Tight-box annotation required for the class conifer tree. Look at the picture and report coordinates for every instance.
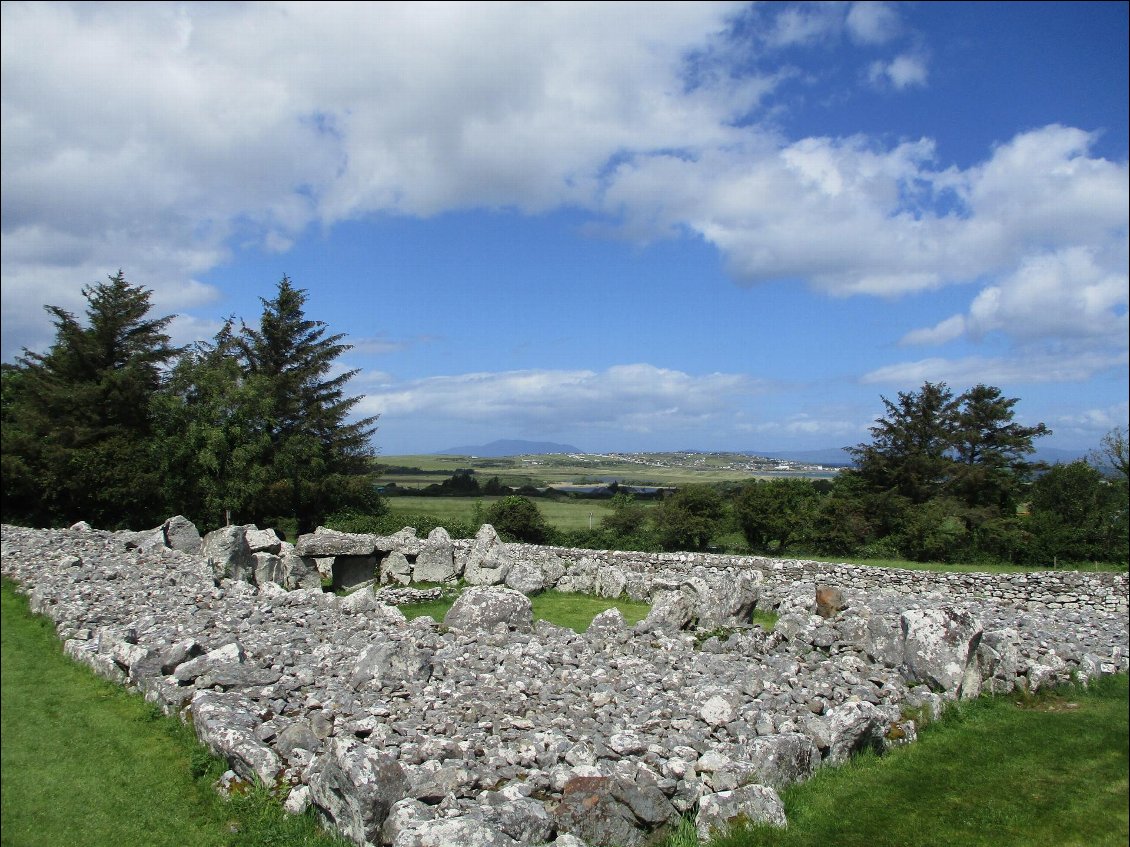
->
[236,276,379,532]
[1,272,179,527]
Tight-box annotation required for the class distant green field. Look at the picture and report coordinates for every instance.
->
[375,452,832,489]
[384,494,653,533]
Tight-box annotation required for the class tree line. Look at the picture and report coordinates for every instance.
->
[489,386,1126,567]
[1,273,381,535]
[2,273,1125,566]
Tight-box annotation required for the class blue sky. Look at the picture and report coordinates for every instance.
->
[2,1,1127,456]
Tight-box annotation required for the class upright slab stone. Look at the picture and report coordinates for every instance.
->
[413,527,456,583]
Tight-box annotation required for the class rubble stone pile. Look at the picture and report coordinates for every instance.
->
[3,519,1126,847]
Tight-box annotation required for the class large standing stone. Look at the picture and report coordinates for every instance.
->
[463,525,513,586]
[413,527,456,583]
[381,551,413,586]
[163,515,202,554]
[331,555,379,591]
[308,737,409,847]
[202,525,254,582]
[444,586,533,632]
[899,607,983,699]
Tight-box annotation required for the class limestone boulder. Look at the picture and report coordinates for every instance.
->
[296,528,377,557]
[163,515,202,554]
[695,785,787,840]
[202,525,254,583]
[444,586,533,632]
[308,737,409,847]
[899,606,983,699]
[413,527,456,583]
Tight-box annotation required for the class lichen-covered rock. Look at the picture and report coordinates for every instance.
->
[307,737,409,846]
[695,784,786,840]
[899,607,983,699]
[414,527,456,583]
[296,528,377,558]
[202,525,254,582]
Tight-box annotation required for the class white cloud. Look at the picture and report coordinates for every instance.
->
[868,53,928,89]
[2,3,1126,378]
[900,314,967,346]
[355,364,764,434]
[846,2,902,44]
[861,350,1130,388]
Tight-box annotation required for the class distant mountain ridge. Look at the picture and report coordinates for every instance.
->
[434,439,582,457]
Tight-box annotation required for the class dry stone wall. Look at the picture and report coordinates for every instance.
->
[2,519,1127,847]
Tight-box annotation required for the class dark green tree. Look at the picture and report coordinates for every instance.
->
[151,319,271,529]
[948,384,1049,510]
[1,273,180,528]
[236,277,380,533]
[484,495,552,543]
[601,491,649,539]
[1025,461,1128,565]
[652,484,727,552]
[733,478,820,553]
[847,381,958,506]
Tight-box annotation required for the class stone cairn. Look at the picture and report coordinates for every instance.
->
[2,517,1127,847]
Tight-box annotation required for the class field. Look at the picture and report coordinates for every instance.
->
[383,494,649,533]
[375,451,840,491]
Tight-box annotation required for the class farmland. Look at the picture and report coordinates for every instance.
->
[374,450,841,491]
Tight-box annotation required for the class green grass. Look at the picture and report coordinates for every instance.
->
[696,674,1129,847]
[398,586,650,632]
[0,578,351,847]
[384,494,651,534]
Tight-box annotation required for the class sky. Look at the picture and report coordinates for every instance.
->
[2,1,1127,457]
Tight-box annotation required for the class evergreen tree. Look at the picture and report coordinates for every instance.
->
[151,319,271,529]
[236,277,379,533]
[1,272,180,527]
[948,384,1049,510]
[847,381,959,505]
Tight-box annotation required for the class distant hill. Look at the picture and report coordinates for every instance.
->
[434,439,582,457]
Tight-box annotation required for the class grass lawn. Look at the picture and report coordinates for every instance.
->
[705,675,1129,847]
[0,578,350,847]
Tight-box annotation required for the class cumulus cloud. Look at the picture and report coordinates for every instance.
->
[355,364,764,434]
[867,53,928,89]
[2,2,1126,375]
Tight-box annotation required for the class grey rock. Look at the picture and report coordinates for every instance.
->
[695,784,787,840]
[307,737,409,846]
[296,528,377,557]
[163,515,202,554]
[444,586,533,632]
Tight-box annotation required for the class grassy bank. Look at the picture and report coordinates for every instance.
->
[0,578,349,847]
[708,674,1129,847]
